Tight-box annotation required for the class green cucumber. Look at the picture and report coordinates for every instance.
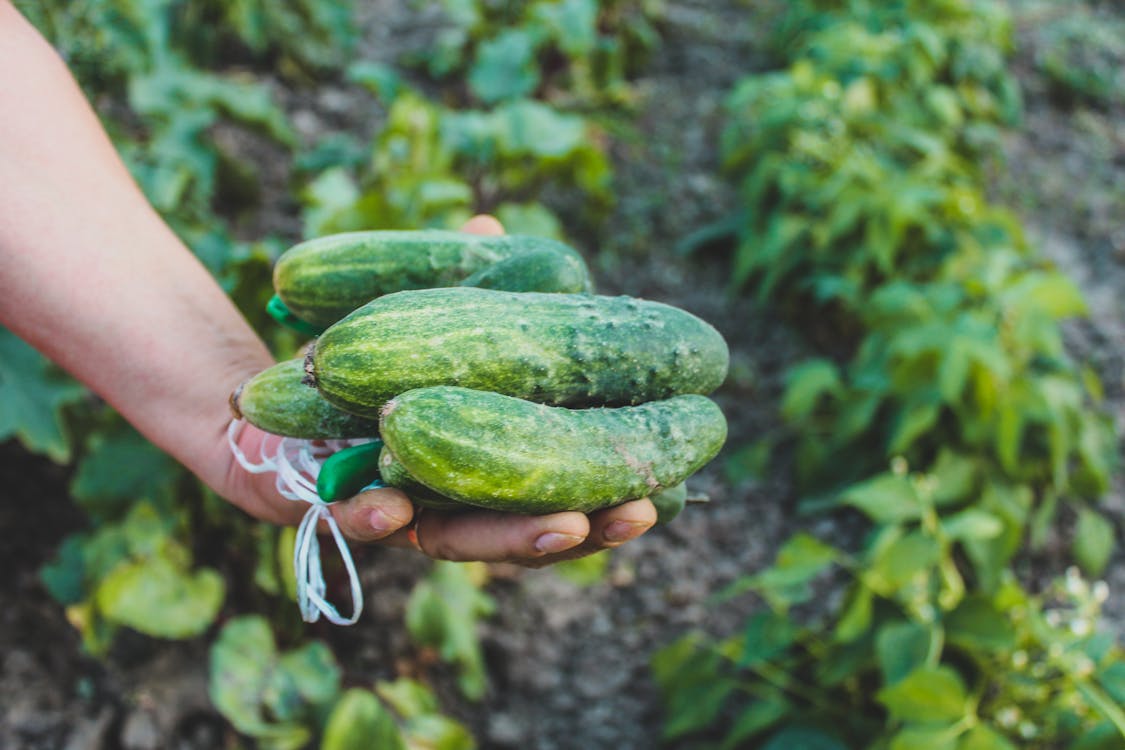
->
[650,483,688,524]
[231,359,380,439]
[308,287,730,417]
[378,387,727,514]
[274,230,593,328]
[377,451,465,511]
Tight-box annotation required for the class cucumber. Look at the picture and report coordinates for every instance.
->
[230,359,380,439]
[650,483,688,524]
[274,230,593,328]
[378,387,727,514]
[308,287,730,417]
[377,450,465,511]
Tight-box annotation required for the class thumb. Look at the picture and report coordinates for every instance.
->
[327,487,415,542]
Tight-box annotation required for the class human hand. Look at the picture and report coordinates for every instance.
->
[222,215,657,566]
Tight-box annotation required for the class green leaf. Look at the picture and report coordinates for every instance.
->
[761,726,849,750]
[652,634,735,741]
[494,100,587,158]
[70,425,180,518]
[210,617,282,735]
[1074,509,1115,577]
[405,562,495,700]
[834,583,873,643]
[531,0,598,57]
[890,725,959,750]
[399,714,476,750]
[0,328,86,462]
[957,724,1017,750]
[945,596,1016,652]
[720,693,791,750]
[877,666,969,723]
[494,201,563,239]
[929,450,979,506]
[276,641,340,711]
[468,30,541,104]
[553,550,610,586]
[740,611,799,668]
[321,689,405,750]
[888,400,941,454]
[748,534,839,610]
[782,359,842,421]
[210,617,341,744]
[95,555,223,639]
[876,621,933,685]
[347,61,402,103]
[375,678,439,719]
[868,531,941,595]
[841,473,922,524]
[941,509,1003,543]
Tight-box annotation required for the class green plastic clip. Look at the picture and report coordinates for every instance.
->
[267,294,327,338]
[317,441,385,502]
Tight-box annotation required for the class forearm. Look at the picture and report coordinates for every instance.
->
[0,4,272,488]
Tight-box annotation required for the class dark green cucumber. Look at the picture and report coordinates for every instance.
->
[378,387,727,514]
[308,287,730,417]
[650,483,688,524]
[274,230,593,328]
[231,359,380,439]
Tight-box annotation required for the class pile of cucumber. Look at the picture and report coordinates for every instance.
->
[231,230,729,520]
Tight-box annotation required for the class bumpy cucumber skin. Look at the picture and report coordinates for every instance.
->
[378,387,728,514]
[231,359,380,439]
[459,246,591,296]
[274,230,592,328]
[377,450,465,511]
[310,287,730,418]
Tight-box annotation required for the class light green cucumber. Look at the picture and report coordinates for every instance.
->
[377,451,465,511]
[308,287,730,418]
[230,359,380,439]
[378,387,727,514]
[273,230,593,328]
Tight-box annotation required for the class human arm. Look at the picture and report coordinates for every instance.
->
[0,2,655,562]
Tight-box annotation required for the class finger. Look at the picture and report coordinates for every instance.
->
[412,509,591,562]
[327,487,415,543]
[523,498,658,567]
[460,214,505,236]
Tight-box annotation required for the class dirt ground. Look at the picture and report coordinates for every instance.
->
[2,1,1123,749]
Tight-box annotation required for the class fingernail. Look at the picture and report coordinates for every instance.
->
[534,532,584,555]
[369,508,402,536]
[604,521,649,544]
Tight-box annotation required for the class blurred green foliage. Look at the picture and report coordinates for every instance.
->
[1036,9,1125,108]
[413,0,664,107]
[663,0,1122,747]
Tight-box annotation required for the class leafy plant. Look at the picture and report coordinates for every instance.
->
[406,561,496,701]
[210,616,476,749]
[1037,10,1125,107]
[301,75,612,239]
[663,1,1124,747]
[415,0,664,107]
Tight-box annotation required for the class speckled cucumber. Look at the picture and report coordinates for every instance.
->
[380,449,691,520]
[273,230,593,328]
[308,287,730,417]
[230,359,380,439]
[377,387,727,514]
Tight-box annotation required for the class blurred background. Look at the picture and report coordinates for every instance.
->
[2,0,1124,748]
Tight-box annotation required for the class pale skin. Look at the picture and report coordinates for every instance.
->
[0,2,656,565]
